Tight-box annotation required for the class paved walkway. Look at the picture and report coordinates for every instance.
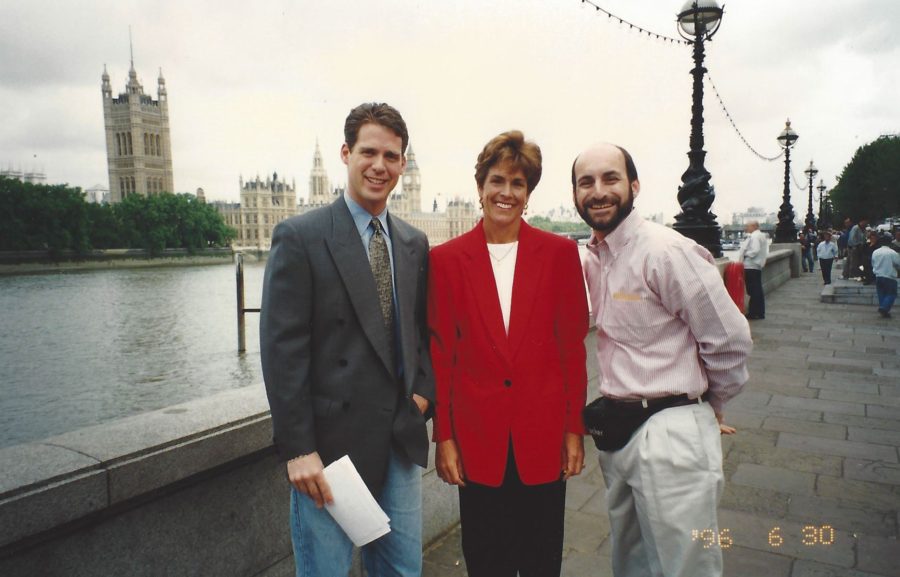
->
[423,267,900,577]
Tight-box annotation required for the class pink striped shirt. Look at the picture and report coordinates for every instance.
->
[583,211,752,415]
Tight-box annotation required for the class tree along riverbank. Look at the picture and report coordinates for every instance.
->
[0,178,236,256]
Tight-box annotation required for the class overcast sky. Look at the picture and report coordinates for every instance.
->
[2,0,898,223]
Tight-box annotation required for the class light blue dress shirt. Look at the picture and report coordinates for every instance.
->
[343,191,397,299]
[343,192,404,375]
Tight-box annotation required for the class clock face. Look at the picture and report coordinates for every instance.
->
[403,175,412,184]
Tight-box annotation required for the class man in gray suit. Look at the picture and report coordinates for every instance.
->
[260,102,434,577]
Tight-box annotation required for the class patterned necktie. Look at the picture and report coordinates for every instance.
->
[369,218,395,362]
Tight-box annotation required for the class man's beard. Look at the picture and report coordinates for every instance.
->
[576,192,635,233]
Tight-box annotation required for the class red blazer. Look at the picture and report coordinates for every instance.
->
[428,221,588,487]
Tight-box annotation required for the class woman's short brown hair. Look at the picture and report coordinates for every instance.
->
[474,130,542,194]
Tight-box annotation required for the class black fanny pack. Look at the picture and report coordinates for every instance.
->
[583,392,709,451]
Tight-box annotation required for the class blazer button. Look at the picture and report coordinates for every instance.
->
[504,379,512,388]
[339,359,348,367]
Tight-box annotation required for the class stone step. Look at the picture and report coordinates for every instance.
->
[821,283,879,305]
[832,285,877,295]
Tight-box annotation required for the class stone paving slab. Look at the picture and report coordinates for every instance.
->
[792,559,886,577]
[824,412,900,432]
[819,389,900,409]
[752,380,822,399]
[763,417,847,440]
[787,495,897,537]
[847,427,900,446]
[731,463,816,495]
[723,546,794,577]
[856,534,900,577]
[726,441,843,477]
[880,383,900,396]
[770,396,866,417]
[808,357,877,374]
[816,475,900,511]
[719,483,791,518]
[873,367,900,379]
[423,269,899,577]
[777,432,898,462]
[867,404,900,420]
[844,458,900,486]
[809,379,881,395]
[817,371,899,387]
[725,410,766,429]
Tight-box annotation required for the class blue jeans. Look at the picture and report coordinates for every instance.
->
[876,277,898,314]
[802,249,814,272]
[290,449,423,577]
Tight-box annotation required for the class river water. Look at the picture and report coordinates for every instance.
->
[0,261,266,449]
[0,247,741,449]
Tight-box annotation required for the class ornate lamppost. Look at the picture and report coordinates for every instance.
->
[804,160,818,231]
[672,0,724,258]
[817,179,827,229]
[774,119,799,243]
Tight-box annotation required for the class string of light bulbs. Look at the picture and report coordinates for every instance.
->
[706,74,784,162]
[791,169,811,192]
[578,0,688,45]
[578,1,795,166]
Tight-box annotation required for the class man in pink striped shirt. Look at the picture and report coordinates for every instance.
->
[572,143,752,577]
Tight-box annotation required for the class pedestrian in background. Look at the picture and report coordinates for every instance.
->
[816,230,838,285]
[872,234,900,318]
[741,221,769,320]
[837,217,851,261]
[801,226,817,273]
[799,230,811,273]
[863,230,879,285]
[845,217,869,280]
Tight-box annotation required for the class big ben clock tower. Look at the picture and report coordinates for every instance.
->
[401,143,421,214]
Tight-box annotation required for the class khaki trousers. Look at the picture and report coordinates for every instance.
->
[598,402,725,577]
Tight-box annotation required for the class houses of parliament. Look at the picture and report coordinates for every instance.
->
[101,60,477,249]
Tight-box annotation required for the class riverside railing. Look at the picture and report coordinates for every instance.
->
[236,253,261,353]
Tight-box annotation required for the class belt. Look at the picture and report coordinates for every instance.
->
[602,392,709,415]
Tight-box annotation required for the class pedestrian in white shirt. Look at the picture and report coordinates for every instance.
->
[872,234,900,318]
[816,230,839,285]
[739,221,769,319]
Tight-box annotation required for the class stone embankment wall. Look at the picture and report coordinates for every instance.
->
[0,386,461,577]
[0,248,234,275]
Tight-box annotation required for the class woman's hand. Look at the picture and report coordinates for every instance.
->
[436,439,466,486]
[561,432,585,480]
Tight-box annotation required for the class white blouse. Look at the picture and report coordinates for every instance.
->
[486,242,518,334]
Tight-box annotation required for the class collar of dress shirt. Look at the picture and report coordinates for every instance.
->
[344,190,390,240]
[586,209,643,258]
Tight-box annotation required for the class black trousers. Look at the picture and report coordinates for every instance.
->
[819,258,834,285]
[458,445,566,577]
[744,268,765,319]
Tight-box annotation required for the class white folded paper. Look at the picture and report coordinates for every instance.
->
[323,455,391,546]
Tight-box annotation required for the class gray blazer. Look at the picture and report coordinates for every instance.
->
[260,196,435,495]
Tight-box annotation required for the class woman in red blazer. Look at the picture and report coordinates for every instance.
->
[428,131,589,577]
